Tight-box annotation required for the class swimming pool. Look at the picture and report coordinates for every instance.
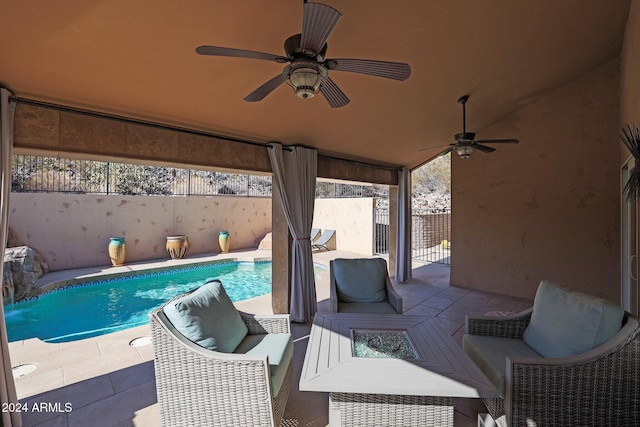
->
[4,261,309,343]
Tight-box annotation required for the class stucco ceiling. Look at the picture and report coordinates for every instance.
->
[0,0,630,169]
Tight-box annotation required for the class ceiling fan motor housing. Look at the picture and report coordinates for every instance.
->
[455,132,476,142]
[283,33,328,61]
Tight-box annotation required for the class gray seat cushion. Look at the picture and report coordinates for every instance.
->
[333,258,388,303]
[234,333,293,396]
[522,280,624,358]
[463,334,542,397]
[163,280,248,353]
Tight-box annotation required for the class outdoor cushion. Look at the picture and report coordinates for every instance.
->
[234,333,294,396]
[338,302,398,314]
[463,335,542,397]
[163,280,248,353]
[333,258,388,303]
[522,280,624,358]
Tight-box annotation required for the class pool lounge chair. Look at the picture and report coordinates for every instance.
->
[149,280,293,427]
[312,229,335,251]
[310,228,321,242]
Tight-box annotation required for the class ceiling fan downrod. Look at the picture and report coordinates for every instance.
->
[458,95,469,133]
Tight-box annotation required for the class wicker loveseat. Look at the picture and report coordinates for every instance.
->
[463,280,640,427]
[149,280,293,427]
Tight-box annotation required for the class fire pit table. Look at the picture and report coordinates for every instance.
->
[299,313,498,427]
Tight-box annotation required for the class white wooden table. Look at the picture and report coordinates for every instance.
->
[299,313,498,427]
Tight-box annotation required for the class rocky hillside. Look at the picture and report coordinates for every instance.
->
[12,154,450,209]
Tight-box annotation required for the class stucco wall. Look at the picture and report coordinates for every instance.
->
[619,2,640,314]
[313,198,375,256]
[9,193,272,271]
[621,1,640,149]
[451,59,620,301]
[8,193,375,271]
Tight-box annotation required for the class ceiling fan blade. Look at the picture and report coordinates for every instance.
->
[474,144,496,153]
[319,77,350,108]
[244,74,288,102]
[327,58,411,81]
[473,138,519,144]
[301,2,342,55]
[196,46,286,63]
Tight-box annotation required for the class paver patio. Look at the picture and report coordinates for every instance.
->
[8,250,530,427]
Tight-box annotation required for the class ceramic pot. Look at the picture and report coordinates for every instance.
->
[166,235,189,259]
[108,237,126,266]
[218,231,230,253]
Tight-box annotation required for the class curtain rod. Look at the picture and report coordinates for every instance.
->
[9,95,400,171]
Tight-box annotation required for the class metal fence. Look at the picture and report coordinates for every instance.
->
[11,155,273,197]
[373,207,451,265]
[412,208,451,264]
[11,155,390,199]
[316,181,388,199]
[373,207,390,255]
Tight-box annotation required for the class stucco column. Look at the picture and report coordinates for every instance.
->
[271,178,291,314]
[388,185,398,277]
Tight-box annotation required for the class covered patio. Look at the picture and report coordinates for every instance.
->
[1,0,640,425]
[10,251,530,426]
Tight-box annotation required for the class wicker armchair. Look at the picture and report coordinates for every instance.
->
[150,306,293,427]
[329,258,403,314]
[466,308,640,427]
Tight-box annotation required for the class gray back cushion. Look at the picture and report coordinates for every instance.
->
[163,280,248,353]
[333,258,388,303]
[523,280,624,358]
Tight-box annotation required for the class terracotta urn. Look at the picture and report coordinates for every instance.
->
[166,235,189,259]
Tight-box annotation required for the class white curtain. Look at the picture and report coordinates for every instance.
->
[0,88,21,426]
[268,143,317,322]
[395,167,412,282]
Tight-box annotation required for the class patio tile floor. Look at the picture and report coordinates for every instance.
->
[9,250,531,426]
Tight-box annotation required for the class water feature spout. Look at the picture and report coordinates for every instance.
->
[2,262,14,305]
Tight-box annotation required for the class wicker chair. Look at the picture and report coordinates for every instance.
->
[150,304,293,427]
[466,308,640,427]
[329,258,403,314]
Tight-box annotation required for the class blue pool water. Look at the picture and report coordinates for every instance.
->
[4,261,290,343]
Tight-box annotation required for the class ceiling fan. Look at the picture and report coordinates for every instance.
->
[195,1,411,108]
[425,95,519,158]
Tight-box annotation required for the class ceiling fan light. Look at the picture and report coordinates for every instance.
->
[290,67,321,98]
[455,145,475,159]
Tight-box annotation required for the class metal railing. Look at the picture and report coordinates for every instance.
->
[373,207,451,265]
[11,155,391,200]
[373,207,390,255]
[11,155,273,197]
[412,208,450,264]
[316,181,388,199]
